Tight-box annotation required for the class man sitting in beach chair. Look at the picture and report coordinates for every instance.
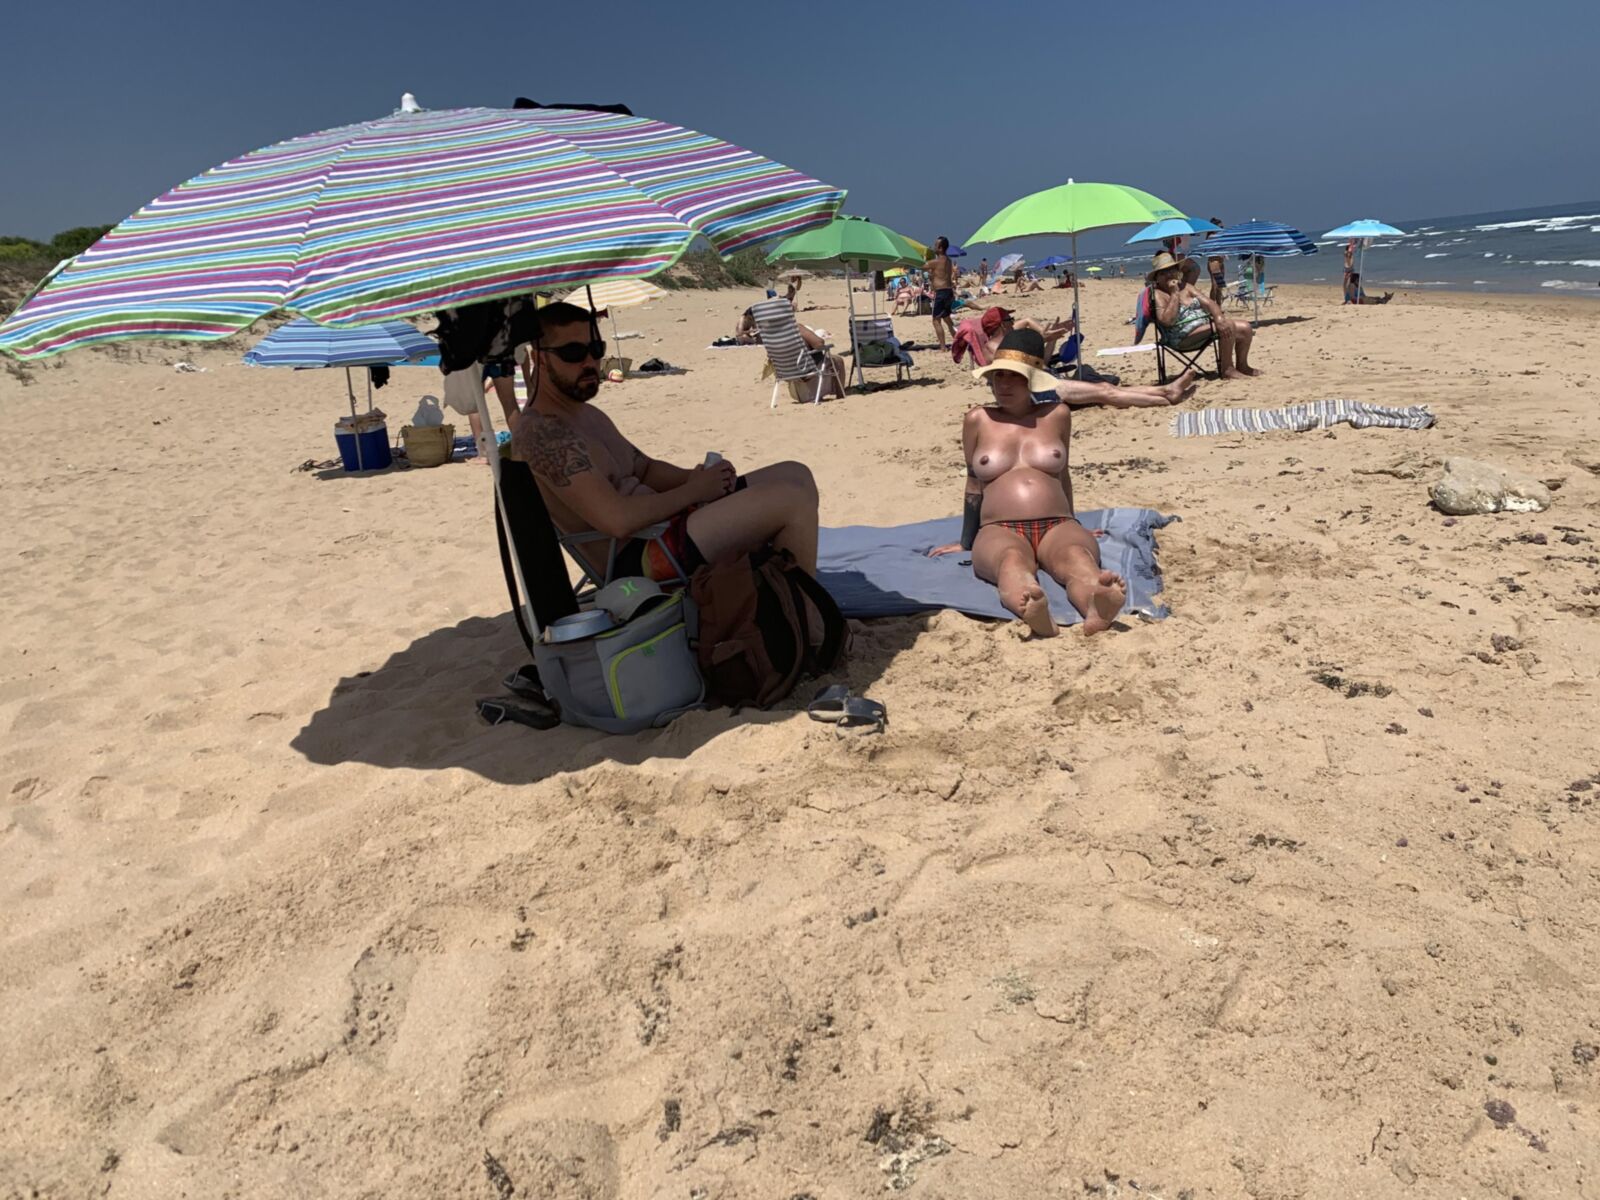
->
[1149,253,1260,381]
[511,302,821,583]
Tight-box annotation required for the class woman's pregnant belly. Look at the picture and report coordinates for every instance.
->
[979,466,1072,524]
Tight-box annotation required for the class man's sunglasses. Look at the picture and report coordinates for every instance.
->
[542,339,607,364]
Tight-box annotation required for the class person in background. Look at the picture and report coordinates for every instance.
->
[926,236,959,351]
[1343,239,1359,303]
[979,256,989,283]
[785,273,803,306]
[734,307,761,344]
[1206,217,1227,306]
[1345,273,1394,305]
[1148,252,1260,380]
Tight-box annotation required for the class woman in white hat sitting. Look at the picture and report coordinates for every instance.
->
[1148,252,1261,379]
[928,327,1129,638]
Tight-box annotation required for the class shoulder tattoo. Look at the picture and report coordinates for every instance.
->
[520,413,593,488]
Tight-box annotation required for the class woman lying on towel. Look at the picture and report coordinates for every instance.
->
[928,327,1128,638]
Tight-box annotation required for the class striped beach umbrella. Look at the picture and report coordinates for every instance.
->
[0,102,845,361]
[1200,220,1317,322]
[560,277,667,312]
[242,317,437,368]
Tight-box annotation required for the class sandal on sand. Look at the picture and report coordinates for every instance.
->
[477,695,560,730]
[807,685,886,732]
[502,664,545,700]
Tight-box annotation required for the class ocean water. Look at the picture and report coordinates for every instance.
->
[1079,202,1600,298]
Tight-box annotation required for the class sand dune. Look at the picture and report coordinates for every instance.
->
[2,280,1598,1197]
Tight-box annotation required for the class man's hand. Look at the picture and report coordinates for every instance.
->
[687,463,734,504]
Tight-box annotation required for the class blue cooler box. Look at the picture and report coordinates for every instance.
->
[334,414,392,471]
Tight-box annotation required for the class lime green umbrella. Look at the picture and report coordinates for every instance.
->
[969,180,1183,371]
[768,215,926,387]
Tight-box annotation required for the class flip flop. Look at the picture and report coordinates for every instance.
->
[476,695,560,731]
[807,685,886,732]
[502,664,545,700]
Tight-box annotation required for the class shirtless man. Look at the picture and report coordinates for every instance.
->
[512,302,819,581]
[1205,217,1227,306]
[929,327,1126,637]
[926,237,959,350]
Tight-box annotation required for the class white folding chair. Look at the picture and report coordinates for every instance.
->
[750,297,844,407]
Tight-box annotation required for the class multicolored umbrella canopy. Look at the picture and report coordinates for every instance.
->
[0,103,845,361]
[765,215,924,271]
[242,317,437,367]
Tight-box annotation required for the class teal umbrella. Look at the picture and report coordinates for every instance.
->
[969,180,1184,371]
[1323,219,1408,297]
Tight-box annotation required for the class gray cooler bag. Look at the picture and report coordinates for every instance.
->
[533,592,705,734]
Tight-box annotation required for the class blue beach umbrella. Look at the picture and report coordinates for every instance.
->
[1323,219,1408,289]
[1126,215,1221,245]
[244,316,440,462]
[1200,221,1317,321]
[244,317,438,369]
[1035,255,1072,270]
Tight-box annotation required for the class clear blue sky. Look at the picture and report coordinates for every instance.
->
[5,0,1597,249]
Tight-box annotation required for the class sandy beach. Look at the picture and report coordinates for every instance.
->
[3,279,1599,1198]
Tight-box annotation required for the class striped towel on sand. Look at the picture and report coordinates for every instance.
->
[1170,399,1434,438]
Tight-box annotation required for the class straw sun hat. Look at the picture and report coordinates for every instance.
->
[1146,251,1188,280]
[972,327,1060,392]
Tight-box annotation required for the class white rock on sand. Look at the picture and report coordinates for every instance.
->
[1430,455,1554,514]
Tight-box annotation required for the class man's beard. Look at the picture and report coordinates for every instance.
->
[570,370,601,401]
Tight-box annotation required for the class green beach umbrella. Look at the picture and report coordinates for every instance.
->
[969,180,1184,370]
[766,215,925,273]
[768,215,925,386]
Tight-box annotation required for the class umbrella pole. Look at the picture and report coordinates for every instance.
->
[846,263,862,390]
[1359,239,1369,300]
[344,366,364,471]
[1071,233,1082,375]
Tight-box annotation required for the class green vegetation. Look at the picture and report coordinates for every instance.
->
[0,224,115,318]
[657,246,774,290]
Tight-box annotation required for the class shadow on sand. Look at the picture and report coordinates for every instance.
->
[291,609,929,786]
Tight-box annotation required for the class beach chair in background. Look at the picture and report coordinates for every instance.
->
[750,297,846,407]
[848,313,914,388]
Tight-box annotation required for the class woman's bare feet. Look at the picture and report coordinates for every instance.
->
[1081,570,1126,636]
[1019,583,1058,638]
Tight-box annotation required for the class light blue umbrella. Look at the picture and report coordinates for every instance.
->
[1126,215,1221,244]
[1323,219,1406,239]
[244,316,440,466]
[1323,220,1408,293]
[244,317,438,369]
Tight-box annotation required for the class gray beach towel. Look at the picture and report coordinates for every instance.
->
[816,508,1177,625]
[1170,398,1434,438]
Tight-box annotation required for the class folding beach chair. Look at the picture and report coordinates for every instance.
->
[848,313,914,387]
[558,525,690,599]
[1151,309,1223,385]
[750,297,846,407]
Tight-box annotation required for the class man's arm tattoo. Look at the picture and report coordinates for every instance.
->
[523,414,593,488]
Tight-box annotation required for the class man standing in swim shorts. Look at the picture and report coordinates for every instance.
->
[1205,217,1227,306]
[926,236,958,351]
